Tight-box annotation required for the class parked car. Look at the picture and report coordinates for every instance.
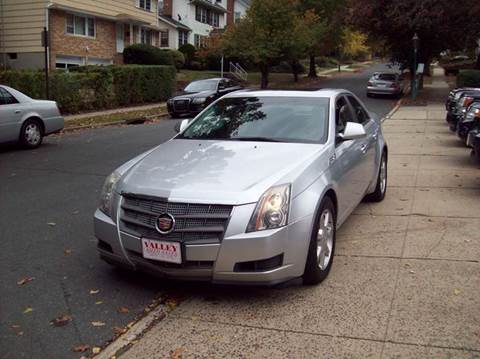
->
[445,88,478,123]
[0,85,64,148]
[366,72,405,98]
[447,90,480,132]
[167,78,243,118]
[457,101,480,143]
[466,105,480,162]
[94,89,388,286]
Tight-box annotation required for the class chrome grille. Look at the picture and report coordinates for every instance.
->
[173,99,190,111]
[120,194,232,244]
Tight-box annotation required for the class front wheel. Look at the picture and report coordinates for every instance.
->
[303,197,336,285]
[20,119,43,149]
[364,151,387,202]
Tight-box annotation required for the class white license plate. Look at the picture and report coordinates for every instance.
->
[141,238,182,264]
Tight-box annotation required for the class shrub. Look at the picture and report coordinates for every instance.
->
[123,44,174,66]
[457,70,480,87]
[179,43,196,68]
[0,65,175,113]
[164,50,185,70]
[271,61,305,74]
[315,56,338,68]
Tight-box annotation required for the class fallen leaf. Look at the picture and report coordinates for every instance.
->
[95,301,103,305]
[11,325,21,329]
[64,249,72,256]
[89,289,100,295]
[171,347,184,359]
[17,277,35,286]
[92,347,101,354]
[454,288,461,296]
[47,222,56,226]
[165,299,178,311]
[404,263,411,268]
[117,306,129,314]
[408,270,415,274]
[191,315,200,321]
[72,210,80,215]
[50,314,72,327]
[17,331,24,336]
[23,307,33,314]
[91,321,106,327]
[113,326,127,335]
[72,344,90,352]
[127,321,135,328]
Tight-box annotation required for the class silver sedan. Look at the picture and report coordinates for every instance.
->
[367,72,405,98]
[0,85,64,148]
[94,89,388,285]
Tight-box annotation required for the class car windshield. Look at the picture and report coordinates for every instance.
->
[177,96,329,144]
[375,73,397,81]
[184,80,218,93]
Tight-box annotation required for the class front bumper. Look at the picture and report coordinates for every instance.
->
[466,129,480,148]
[457,120,474,140]
[167,100,206,116]
[94,208,313,285]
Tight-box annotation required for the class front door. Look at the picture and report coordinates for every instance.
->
[116,23,125,53]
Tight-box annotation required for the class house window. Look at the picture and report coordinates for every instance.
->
[210,12,219,27]
[178,31,188,47]
[138,0,151,11]
[160,30,169,47]
[56,55,84,71]
[194,34,207,48]
[66,14,95,37]
[195,6,208,23]
[234,11,241,22]
[158,0,164,15]
[141,28,152,44]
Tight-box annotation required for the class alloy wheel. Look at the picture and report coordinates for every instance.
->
[317,209,334,270]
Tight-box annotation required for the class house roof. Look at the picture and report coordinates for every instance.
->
[158,14,192,31]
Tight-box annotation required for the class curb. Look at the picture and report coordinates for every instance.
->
[62,112,169,132]
[382,98,403,123]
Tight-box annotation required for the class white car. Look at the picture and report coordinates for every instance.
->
[0,85,64,148]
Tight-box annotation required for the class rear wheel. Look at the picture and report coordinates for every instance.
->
[303,197,336,285]
[365,151,387,202]
[20,119,43,149]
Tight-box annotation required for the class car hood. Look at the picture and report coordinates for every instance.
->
[118,139,326,205]
[172,90,215,99]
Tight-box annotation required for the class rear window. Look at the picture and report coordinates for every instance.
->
[375,74,397,81]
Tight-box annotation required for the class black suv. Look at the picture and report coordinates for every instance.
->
[167,78,243,118]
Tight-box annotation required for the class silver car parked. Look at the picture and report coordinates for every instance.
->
[0,85,64,148]
[367,72,404,98]
[94,89,388,285]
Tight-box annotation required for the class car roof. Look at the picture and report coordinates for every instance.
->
[225,89,348,98]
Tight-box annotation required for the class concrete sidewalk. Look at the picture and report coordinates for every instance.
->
[64,102,166,122]
[104,70,480,359]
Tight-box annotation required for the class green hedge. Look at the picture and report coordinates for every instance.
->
[0,65,175,113]
[457,70,480,87]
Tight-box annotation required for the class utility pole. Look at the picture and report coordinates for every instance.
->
[42,27,49,99]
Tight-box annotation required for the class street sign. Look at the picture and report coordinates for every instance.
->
[417,63,425,74]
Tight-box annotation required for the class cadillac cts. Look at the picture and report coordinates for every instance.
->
[94,90,388,285]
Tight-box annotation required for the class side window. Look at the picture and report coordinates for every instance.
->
[347,95,370,124]
[335,96,354,135]
[218,80,227,90]
[0,88,18,105]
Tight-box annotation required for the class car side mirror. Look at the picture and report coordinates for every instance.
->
[176,119,189,133]
[337,122,367,141]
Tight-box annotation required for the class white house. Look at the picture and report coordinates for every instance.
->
[157,0,250,50]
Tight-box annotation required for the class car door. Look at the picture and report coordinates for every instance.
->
[329,95,366,222]
[346,94,378,193]
[0,87,23,143]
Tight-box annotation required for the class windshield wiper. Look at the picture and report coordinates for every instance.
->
[231,136,281,142]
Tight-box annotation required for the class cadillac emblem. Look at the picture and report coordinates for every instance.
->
[155,213,175,235]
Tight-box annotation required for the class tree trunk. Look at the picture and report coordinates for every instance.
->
[291,60,299,82]
[308,54,317,78]
[260,65,269,89]
[476,53,480,69]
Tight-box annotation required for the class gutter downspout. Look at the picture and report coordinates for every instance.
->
[1,0,6,70]
[46,2,53,72]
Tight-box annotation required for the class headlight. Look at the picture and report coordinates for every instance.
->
[99,171,121,217]
[246,184,291,232]
[192,97,207,104]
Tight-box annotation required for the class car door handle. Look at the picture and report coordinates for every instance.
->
[15,110,21,114]
[360,144,368,153]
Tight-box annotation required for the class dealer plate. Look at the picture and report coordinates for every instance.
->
[141,238,182,264]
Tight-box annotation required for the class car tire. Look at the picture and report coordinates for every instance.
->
[364,151,388,202]
[303,196,336,285]
[20,118,43,149]
[366,92,372,98]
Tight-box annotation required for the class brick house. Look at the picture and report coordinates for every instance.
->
[0,0,163,70]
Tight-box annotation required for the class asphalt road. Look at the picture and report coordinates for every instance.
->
[0,63,398,359]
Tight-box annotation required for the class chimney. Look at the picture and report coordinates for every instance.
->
[163,0,173,17]
[226,0,234,26]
